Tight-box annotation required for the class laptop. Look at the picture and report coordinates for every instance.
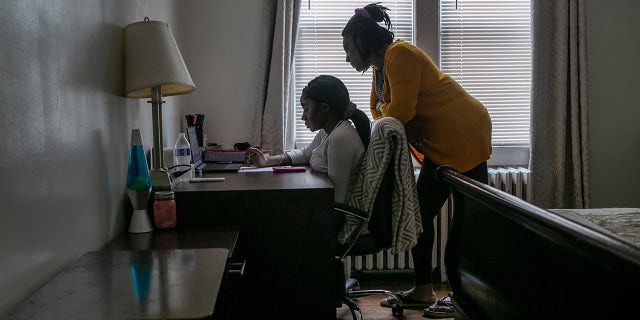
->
[186,126,243,173]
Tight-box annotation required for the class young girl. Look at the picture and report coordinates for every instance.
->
[247,75,370,203]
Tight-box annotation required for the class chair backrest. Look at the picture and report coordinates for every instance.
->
[337,117,420,258]
[342,120,401,256]
[365,142,395,250]
[340,147,396,257]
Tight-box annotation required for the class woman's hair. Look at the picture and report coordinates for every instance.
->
[302,75,371,148]
[342,2,395,63]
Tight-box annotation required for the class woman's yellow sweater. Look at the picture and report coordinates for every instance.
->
[370,40,492,172]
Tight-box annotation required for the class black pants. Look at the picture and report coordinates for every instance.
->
[412,160,488,285]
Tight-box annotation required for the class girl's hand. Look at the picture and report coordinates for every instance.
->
[246,147,268,167]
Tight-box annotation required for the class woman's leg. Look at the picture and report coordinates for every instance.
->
[412,159,451,288]
[382,161,488,306]
[421,161,488,315]
[463,161,488,184]
[411,161,488,296]
[380,159,448,307]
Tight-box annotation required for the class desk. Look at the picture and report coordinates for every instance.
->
[105,227,242,319]
[4,249,228,320]
[173,168,335,319]
[105,226,240,258]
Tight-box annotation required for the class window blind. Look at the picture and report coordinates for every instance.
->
[440,0,531,146]
[294,0,414,147]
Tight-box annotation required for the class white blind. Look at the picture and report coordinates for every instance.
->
[294,0,414,147]
[440,0,531,146]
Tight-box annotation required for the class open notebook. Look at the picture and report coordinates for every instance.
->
[186,126,243,173]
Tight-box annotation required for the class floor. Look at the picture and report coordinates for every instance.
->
[336,272,453,320]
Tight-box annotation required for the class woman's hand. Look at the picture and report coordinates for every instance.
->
[404,118,425,153]
[246,147,269,167]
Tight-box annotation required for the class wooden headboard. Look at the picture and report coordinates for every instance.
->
[436,166,640,320]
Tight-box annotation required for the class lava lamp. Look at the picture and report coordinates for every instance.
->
[126,129,153,233]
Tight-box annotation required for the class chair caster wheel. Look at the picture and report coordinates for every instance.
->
[392,304,403,318]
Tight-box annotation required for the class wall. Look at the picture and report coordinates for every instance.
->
[586,0,640,207]
[171,0,270,149]
[0,0,268,315]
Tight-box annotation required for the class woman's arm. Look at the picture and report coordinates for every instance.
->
[378,48,422,124]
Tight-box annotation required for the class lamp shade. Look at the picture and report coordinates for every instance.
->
[124,19,195,98]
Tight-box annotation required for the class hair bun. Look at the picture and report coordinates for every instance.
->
[355,7,371,19]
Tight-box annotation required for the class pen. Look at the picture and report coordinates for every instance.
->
[190,177,225,183]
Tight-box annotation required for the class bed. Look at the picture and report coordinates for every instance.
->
[549,207,640,247]
[435,166,640,320]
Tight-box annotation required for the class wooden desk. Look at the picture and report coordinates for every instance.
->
[105,226,240,259]
[105,227,242,319]
[173,168,336,319]
[5,249,228,320]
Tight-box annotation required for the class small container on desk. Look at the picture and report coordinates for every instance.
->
[153,191,176,229]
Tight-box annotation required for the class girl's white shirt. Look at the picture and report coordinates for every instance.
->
[285,120,365,203]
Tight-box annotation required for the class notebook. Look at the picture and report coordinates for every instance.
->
[186,126,244,173]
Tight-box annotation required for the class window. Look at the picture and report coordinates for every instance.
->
[294,0,414,147]
[439,0,531,147]
[294,0,531,159]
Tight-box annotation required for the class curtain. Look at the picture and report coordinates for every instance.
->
[529,0,589,209]
[250,0,301,155]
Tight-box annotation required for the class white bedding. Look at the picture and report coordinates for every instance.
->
[550,208,640,247]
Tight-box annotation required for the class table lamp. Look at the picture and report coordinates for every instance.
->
[126,129,153,233]
[124,17,196,190]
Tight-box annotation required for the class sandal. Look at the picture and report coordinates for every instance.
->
[380,291,436,309]
[423,296,455,318]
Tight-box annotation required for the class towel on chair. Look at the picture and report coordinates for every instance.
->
[338,117,423,254]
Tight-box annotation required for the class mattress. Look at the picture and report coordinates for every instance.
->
[550,208,640,247]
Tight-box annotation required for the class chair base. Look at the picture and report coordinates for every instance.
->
[337,278,404,319]
[337,294,364,320]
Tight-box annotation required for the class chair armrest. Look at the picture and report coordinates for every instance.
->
[333,202,369,222]
[334,202,371,258]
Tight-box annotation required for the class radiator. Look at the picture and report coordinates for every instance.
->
[344,167,532,281]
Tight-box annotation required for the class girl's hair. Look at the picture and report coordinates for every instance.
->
[302,75,371,148]
[342,3,395,63]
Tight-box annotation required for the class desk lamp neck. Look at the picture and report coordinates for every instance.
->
[149,85,172,190]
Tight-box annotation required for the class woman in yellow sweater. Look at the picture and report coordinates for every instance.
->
[342,3,492,316]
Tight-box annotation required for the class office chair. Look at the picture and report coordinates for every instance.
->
[335,117,422,320]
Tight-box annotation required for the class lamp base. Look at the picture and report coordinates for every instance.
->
[150,169,172,190]
[129,209,153,233]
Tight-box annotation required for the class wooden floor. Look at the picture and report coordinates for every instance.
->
[336,272,453,320]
